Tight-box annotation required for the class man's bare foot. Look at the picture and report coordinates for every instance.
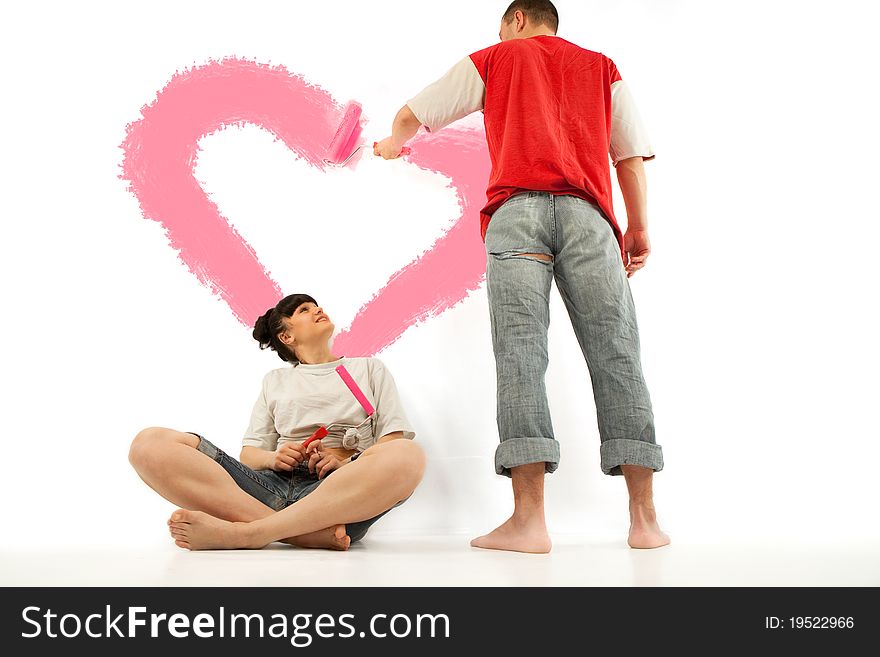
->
[167,509,262,550]
[470,515,552,554]
[628,503,670,549]
[283,525,351,551]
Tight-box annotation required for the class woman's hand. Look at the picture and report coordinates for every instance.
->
[270,442,306,472]
[306,441,343,479]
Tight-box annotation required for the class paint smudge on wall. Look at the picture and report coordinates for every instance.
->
[330,127,489,356]
[120,58,489,356]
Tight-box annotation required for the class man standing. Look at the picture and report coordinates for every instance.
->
[375,0,669,553]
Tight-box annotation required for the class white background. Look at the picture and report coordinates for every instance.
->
[1,0,879,560]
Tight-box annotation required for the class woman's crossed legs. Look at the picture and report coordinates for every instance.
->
[128,428,425,550]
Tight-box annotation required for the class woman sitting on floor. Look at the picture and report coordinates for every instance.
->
[129,293,424,550]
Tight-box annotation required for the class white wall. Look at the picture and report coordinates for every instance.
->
[1,0,878,549]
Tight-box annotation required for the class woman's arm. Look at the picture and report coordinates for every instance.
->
[367,360,416,441]
[240,445,275,470]
[377,431,405,444]
[241,373,283,467]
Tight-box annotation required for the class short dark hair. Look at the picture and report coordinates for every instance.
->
[253,293,318,364]
[502,0,559,33]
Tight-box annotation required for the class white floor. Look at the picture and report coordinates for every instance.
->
[3,535,879,587]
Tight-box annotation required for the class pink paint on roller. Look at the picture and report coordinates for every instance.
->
[324,101,365,165]
[335,365,375,416]
[120,59,490,355]
[324,100,411,166]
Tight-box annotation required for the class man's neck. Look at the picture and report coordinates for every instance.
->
[522,29,557,39]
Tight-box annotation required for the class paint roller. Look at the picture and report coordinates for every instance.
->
[323,101,410,167]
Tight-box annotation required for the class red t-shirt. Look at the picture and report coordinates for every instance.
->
[407,35,654,261]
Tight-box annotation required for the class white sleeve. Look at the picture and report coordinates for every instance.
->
[242,374,279,450]
[368,359,416,440]
[609,79,656,166]
[407,57,485,133]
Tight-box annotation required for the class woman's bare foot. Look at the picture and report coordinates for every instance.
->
[627,503,670,549]
[167,509,262,550]
[284,525,351,551]
[470,515,552,554]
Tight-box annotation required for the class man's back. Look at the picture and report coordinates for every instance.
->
[470,36,619,236]
[407,34,653,250]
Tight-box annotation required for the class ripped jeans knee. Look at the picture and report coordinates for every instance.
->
[490,251,554,264]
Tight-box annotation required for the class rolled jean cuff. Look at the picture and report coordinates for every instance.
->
[600,438,664,476]
[495,437,560,478]
[188,432,216,458]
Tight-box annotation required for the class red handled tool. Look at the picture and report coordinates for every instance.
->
[302,425,328,449]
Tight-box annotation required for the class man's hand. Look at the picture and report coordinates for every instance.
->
[270,442,306,472]
[306,441,343,479]
[624,229,651,278]
[373,105,422,159]
[373,137,404,160]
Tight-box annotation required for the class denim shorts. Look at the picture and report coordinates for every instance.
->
[191,434,393,543]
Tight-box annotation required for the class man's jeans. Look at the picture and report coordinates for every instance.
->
[485,192,664,477]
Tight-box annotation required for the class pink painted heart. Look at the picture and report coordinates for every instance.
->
[119,57,490,356]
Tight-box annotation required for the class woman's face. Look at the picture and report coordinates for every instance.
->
[279,302,334,350]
